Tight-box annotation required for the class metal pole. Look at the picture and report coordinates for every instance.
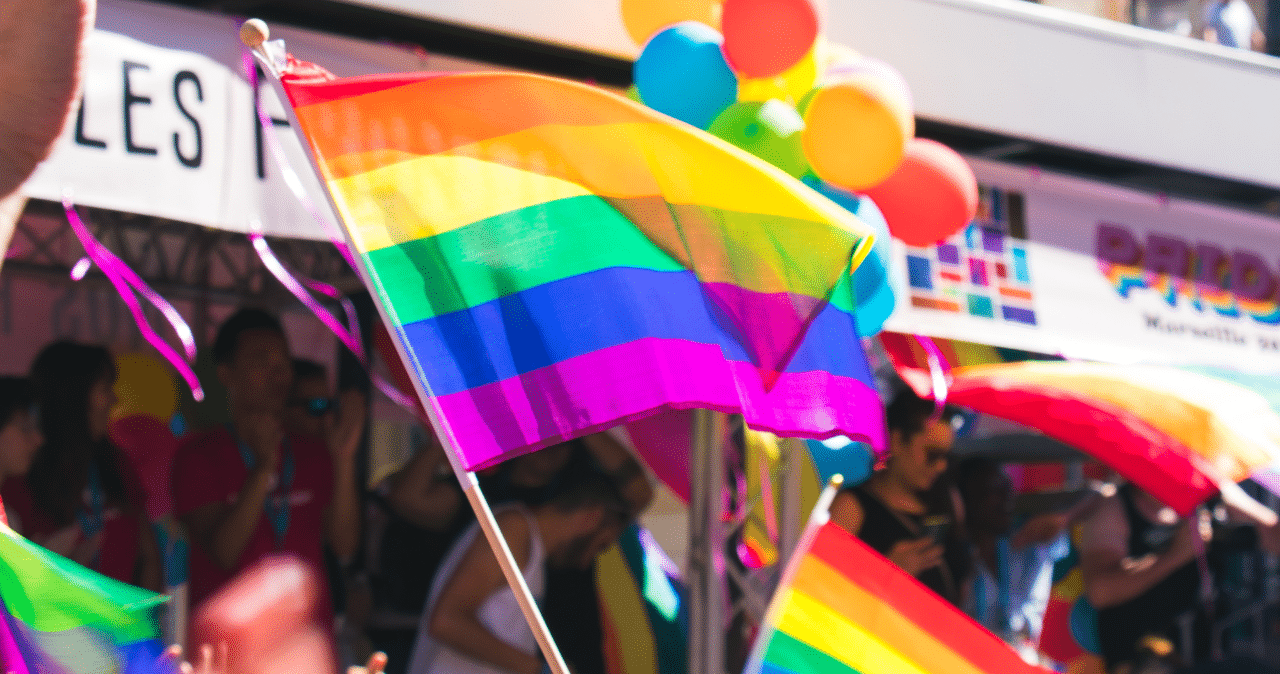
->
[688,408,726,674]
[241,23,572,674]
[775,439,803,579]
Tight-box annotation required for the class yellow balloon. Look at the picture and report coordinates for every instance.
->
[737,41,819,105]
[802,72,914,191]
[113,352,179,421]
[621,0,722,46]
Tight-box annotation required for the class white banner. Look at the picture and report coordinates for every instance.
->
[21,0,494,240]
[884,158,1280,373]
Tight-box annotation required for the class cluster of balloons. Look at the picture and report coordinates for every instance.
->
[110,352,182,521]
[623,0,979,336]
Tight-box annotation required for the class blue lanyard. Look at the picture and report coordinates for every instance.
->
[75,461,105,567]
[232,429,295,550]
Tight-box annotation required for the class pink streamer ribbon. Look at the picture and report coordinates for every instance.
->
[249,229,420,414]
[915,335,950,420]
[62,196,204,401]
[241,44,424,417]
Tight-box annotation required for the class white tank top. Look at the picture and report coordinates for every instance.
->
[406,504,546,674]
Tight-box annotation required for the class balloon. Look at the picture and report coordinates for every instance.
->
[737,41,819,105]
[634,22,738,129]
[625,84,644,104]
[804,436,873,486]
[800,67,913,191]
[864,138,978,247]
[112,352,179,421]
[722,0,820,78]
[1069,597,1102,655]
[110,413,178,520]
[621,0,721,46]
[708,99,808,178]
[803,176,895,335]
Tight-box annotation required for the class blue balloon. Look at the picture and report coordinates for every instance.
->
[634,22,738,129]
[805,437,874,486]
[803,177,896,336]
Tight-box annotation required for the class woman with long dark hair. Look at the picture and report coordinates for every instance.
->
[1,341,161,590]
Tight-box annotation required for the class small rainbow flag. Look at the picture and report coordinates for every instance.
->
[275,61,883,469]
[746,519,1043,674]
[0,523,170,674]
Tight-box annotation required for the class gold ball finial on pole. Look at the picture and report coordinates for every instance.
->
[240,19,269,49]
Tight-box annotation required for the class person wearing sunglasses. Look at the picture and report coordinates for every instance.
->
[830,387,965,603]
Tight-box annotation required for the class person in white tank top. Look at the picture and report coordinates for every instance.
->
[406,476,628,674]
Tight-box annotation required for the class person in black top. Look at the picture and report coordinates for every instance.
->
[829,388,965,604]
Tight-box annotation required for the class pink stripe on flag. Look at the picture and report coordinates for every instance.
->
[432,337,885,470]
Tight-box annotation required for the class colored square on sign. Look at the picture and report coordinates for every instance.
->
[940,271,964,283]
[969,259,988,286]
[1012,247,1031,283]
[967,294,994,318]
[1001,305,1037,325]
[965,224,981,250]
[937,244,961,265]
[996,262,1008,279]
[982,228,1004,254]
[907,255,933,290]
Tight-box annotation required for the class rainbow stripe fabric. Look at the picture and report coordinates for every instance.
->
[746,521,1042,674]
[278,65,882,469]
[0,523,169,674]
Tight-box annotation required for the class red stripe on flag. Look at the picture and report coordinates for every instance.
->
[808,522,1043,673]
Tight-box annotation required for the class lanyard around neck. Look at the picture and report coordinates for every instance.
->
[973,538,1013,630]
[232,428,296,550]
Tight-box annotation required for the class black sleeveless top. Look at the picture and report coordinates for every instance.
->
[1097,485,1208,668]
[849,486,959,604]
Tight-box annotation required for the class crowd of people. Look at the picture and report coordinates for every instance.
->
[833,388,1280,674]
[4,309,1280,674]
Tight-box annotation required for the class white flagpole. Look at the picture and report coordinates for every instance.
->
[238,20,571,674]
[740,474,843,674]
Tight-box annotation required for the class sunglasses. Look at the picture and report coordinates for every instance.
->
[290,397,334,417]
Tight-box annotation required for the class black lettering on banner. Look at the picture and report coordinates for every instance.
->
[253,64,291,179]
[122,61,157,156]
[73,97,107,149]
[173,70,203,168]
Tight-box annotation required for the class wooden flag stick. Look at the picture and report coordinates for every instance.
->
[239,20,572,674]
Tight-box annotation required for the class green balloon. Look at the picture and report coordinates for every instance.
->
[707,99,809,178]
[625,84,644,104]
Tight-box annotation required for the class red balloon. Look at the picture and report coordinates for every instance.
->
[721,0,819,78]
[864,138,978,247]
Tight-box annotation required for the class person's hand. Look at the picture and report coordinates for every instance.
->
[239,413,285,474]
[348,652,388,674]
[325,389,367,464]
[1169,510,1213,563]
[1012,512,1069,549]
[162,643,229,674]
[886,537,944,577]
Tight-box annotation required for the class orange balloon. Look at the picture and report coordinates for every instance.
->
[801,70,913,191]
[621,0,722,46]
[864,138,978,248]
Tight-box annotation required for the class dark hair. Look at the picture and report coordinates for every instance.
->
[292,359,326,382]
[0,377,35,431]
[213,308,283,365]
[544,472,629,523]
[26,342,130,527]
[886,387,961,443]
[954,457,1002,496]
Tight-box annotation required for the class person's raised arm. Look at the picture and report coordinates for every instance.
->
[428,510,542,674]
[385,435,463,531]
[1080,495,1202,609]
[581,431,653,516]
[324,389,366,562]
[179,418,282,571]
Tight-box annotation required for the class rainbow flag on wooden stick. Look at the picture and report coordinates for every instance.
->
[746,518,1044,674]
[274,59,884,469]
[0,523,170,674]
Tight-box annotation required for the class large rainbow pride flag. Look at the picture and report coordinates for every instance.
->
[746,519,1043,674]
[275,61,884,469]
[0,522,170,674]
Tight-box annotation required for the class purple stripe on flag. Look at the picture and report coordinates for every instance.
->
[0,597,31,674]
[433,337,885,470]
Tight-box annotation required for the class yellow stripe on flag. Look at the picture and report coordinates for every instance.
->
[775,589,929,674]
